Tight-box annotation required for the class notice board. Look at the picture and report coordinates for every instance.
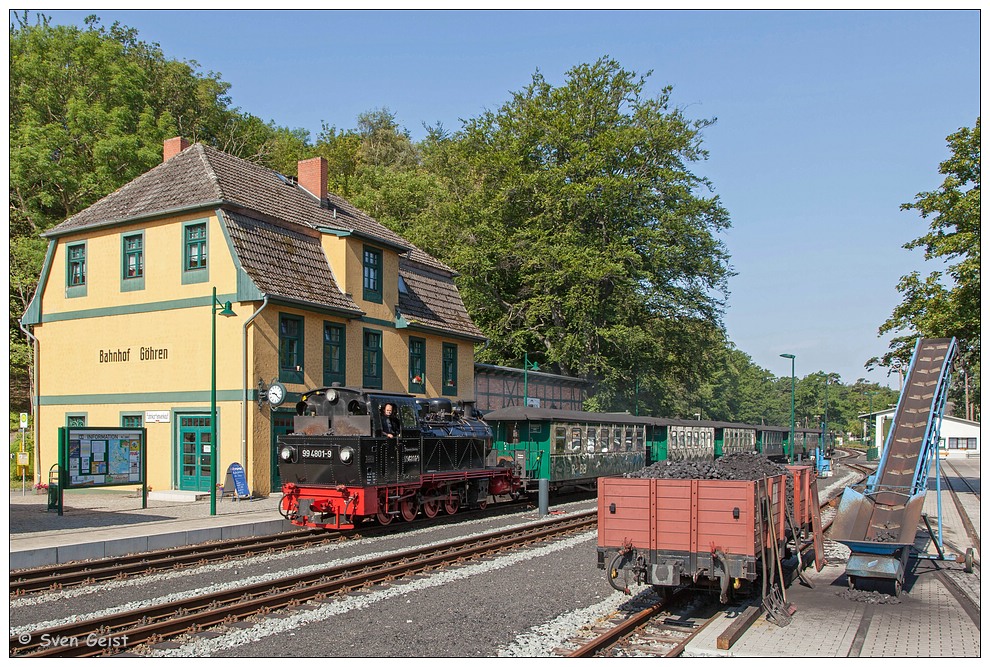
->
[60,427,146,487]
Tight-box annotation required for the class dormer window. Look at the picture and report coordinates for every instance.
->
[398,275,409,295]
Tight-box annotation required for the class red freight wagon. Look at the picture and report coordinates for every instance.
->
[597,474,790,602]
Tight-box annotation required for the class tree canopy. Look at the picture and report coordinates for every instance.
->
[8,14,912,435]
[391,58,733,415]
[8,12,311,405]
[873,118,980,419]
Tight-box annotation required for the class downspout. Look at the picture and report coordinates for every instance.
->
[18,320,40,485]
[241,296,270,484]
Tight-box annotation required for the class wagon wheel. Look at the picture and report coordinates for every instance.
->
[400,497,420,522]
[444,494,460,515]
[422,497,440,519]
[376,507,394,526]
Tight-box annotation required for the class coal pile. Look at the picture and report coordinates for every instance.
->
[625,453,788,481]
[871,522,901,543]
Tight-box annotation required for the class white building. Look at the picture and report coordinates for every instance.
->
[865,408,980,458]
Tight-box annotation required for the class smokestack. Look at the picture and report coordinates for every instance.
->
[164,137,190,162]
[297,156,328,203]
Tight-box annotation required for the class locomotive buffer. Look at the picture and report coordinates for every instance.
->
[830,337,957,595]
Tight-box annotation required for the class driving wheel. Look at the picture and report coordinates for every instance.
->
[422,498,440,518]
[400,497,420,522]
[444,494,460,515]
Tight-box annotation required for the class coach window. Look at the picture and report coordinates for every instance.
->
[554,426,566,454]
[570,426,582,452]
[586,426,597,453]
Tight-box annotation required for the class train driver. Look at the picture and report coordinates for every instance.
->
[380,402,401,441]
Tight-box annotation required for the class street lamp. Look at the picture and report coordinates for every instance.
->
[780,353,796,463]
[211,287,237,516]
[823,373,830,454]
[522,352,539,407]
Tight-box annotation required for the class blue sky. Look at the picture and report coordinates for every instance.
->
[24,7,981,388]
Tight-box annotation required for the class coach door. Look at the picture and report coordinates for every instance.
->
[179,415,213,492]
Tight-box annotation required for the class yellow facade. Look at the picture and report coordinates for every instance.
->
[30,207,478,496]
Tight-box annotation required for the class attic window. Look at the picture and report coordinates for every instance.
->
[398,275,409,294]
[274,173,297,187]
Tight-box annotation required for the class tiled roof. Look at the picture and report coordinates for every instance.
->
[45,145,224,235]
[43,142,481,339]
[46,144,453,272]
[398,260,484,341]
[223,211,361,316]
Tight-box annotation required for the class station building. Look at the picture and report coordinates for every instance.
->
[21,138,485,496]
[867,407,981,458]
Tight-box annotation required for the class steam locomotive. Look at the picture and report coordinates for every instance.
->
[277,387,522,529]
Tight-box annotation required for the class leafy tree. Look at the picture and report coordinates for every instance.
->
[8,12,308,411]
[872,119,980,419]
[402,58,732,411]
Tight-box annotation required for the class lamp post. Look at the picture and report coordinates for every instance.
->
[523,352,539,407]
[780,353,796,463]
[823,373,830,454]
[211,287,236,516]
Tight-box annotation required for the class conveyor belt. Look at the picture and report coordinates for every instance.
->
[831,337,956,546]
[865,338,956,541]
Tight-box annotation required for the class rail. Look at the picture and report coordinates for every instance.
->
[11,511,596,657]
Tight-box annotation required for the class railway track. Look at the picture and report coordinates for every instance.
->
[562,591,723,657]
[563,460,873,658]
[10,510,597,657]
[9,498,535,597]
[9,529,335,596]
[933,458,980,571]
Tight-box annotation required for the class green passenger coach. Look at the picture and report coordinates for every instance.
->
[484,407,803,494]
[484,406,652,492]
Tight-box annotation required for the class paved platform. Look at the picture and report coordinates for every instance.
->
[686,557,980,658]
[685,455,981,658]
[7,488,291,570]
[6,454,980,658]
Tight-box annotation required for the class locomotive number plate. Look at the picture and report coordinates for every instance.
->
[302,449,334,459]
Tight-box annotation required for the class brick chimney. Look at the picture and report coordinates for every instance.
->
[298,156,328,202]
[163,137,190,162]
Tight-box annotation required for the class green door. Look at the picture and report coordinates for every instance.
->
[270,411,295,492]
[179,415,213,491]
